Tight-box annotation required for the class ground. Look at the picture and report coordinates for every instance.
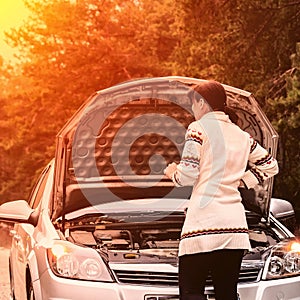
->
[0,223,11,300]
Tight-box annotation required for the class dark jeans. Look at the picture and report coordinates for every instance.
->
[179,249,244,300]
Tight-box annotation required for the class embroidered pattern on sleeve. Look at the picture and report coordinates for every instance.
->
[254,153,273,166]
[186,129,203,145]
[250,168,264,184]
[250,137,258,153]
[180,156,200,168]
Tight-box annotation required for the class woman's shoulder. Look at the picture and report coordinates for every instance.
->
[186,121,206,141]
[187,120,204,132]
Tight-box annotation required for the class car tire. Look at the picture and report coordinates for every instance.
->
[26,271,35,300]
[9,259,16,300]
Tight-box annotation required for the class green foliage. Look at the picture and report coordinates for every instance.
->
[266,43,300,215]
[0,0,178,202]
[171,0,300,93]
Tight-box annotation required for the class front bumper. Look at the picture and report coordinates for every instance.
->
[37,267,177,300]
[36,267,300,300]
[238,277,300,300]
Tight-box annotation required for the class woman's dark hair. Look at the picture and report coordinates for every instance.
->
[188,80,238,124]
[223,106,239,124]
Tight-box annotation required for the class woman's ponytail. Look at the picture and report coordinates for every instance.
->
[224,106,238,125]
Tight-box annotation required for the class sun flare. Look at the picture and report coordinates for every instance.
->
[0,0,30,62]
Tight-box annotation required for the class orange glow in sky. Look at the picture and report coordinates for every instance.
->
[0,0,30,62]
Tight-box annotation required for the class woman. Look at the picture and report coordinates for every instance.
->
[164,80,278,300]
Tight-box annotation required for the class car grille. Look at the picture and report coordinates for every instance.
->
[113,267,261,286]
[114,270,178,286]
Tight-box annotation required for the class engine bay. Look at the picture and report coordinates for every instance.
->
[64,214,281,264]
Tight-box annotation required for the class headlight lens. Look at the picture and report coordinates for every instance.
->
[47,240,113,281]
[80,258,102,279]
[265,240,300,279]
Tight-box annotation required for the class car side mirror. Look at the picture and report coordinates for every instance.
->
[270,198,296,233]
[0,200,38,226]
[270,198,295,219]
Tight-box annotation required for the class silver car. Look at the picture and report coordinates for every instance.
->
[1,77,299,300]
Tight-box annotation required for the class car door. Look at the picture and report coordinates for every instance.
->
[10,164,51,300]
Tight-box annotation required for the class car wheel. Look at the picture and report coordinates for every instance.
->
[26,271,35,300]
[28,283,35,300]
[9,259,16,300]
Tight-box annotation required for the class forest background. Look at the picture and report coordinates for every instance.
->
[0,0,299,223]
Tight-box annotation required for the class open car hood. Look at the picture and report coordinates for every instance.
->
[52,77,278,221]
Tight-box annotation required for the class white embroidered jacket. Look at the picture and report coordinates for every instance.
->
[170,112,279,256]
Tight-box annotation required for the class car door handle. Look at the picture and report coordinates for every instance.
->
[9,229,16,236]
[13,235,21,242]
[10,230,21,242]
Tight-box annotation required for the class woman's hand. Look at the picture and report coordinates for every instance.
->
[239,180,246,188]
[164,162,178,179]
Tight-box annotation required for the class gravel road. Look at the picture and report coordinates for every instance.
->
[0,247,10,300]
[0,223,11,300]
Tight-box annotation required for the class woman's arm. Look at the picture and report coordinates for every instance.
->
[164,124,202,187]
[241,136,279,188]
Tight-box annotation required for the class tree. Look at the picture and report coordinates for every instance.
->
[266,42,300,218]
[170,0,300,93]
[0,0,179,202]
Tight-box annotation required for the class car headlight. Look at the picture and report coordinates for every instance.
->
[264,240,300,280]
[47,240,113,281]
